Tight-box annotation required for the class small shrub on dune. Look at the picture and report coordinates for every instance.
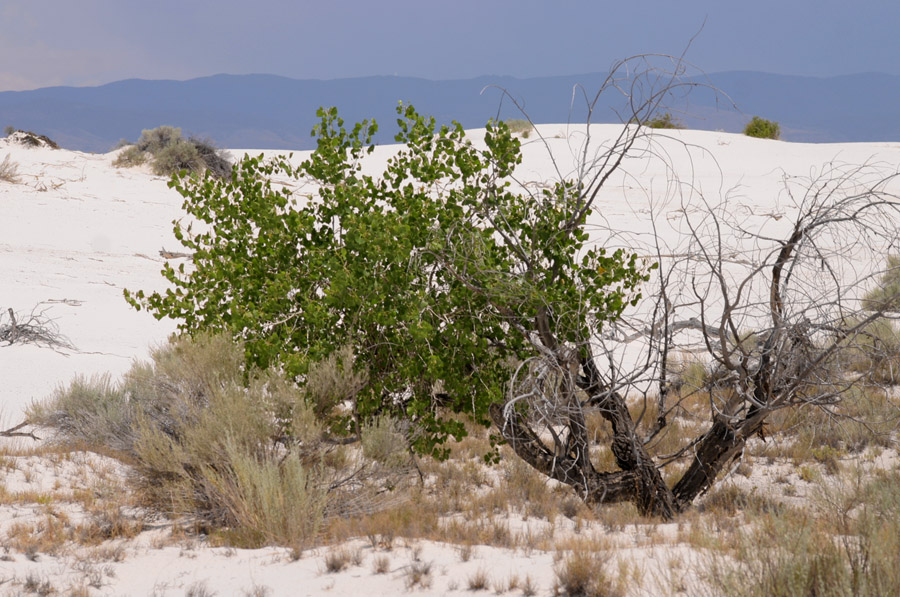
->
[190,136,232,178]
[642,112,685,129]
[505,118,534,138]
[5,128,59,149]
[112,145,148,168]
[743,116,781,140]
[114,125,231,177]
[151,138,202,175]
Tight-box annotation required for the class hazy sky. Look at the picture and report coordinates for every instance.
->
[2,0,897,92]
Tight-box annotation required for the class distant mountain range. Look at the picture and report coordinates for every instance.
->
[1,71,898,152]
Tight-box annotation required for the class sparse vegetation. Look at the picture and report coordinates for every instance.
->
[7,55,900,595]
[505,118,534,138]
[0,154,20,183]
[467,567,490,591]
[5,128,59,149]
[743,115,781,139]
[113,125,231,177]
[704,469,900,596]
[404,559,433,589]
[642,112,685,129]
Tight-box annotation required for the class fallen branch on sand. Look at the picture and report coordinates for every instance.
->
[0,306,76,350]
[0,421,39,441]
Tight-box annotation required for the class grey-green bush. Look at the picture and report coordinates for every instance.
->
[505,119,534,138]
[113,126,231,177]
[30,333,411,547]
[704,471,900,596]
[863,255,900,311]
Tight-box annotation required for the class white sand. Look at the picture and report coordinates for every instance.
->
[0,127,899,595]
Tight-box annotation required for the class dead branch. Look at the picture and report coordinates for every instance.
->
[0,305,76,350]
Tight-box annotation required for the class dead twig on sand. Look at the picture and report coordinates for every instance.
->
[0,421,39,441]
[0,306,76,351]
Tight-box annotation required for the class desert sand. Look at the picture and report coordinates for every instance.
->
[0,126,898,595]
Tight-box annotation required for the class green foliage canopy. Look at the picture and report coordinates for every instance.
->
[126,104,650,457]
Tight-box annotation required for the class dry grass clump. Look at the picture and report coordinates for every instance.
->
[29,333,412,549]
[703,469,900,596]
[0,154,20,183]
[372,553,391,574]
[467,567,490,591]
[113,126,231,177]
[553,547,624,597]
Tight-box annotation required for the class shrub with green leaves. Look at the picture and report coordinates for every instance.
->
[743,116,781,140]
[126,104,649,458]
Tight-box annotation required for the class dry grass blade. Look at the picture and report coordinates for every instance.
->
[0,154,19,183]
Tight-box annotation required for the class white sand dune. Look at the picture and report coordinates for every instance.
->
[0,128,898,595]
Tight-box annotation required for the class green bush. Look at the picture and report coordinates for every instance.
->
[743,116,781,140]
[30,333,411,547]
[126,104,649,458]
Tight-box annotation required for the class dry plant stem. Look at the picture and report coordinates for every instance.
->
[0,421,39,440]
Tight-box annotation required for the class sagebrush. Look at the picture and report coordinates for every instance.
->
[30,333,412,547]
[114,126,231,177]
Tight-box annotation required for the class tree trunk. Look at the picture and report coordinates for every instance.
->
[489,401,676,519]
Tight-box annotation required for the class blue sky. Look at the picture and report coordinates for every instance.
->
[2,0,897,92]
